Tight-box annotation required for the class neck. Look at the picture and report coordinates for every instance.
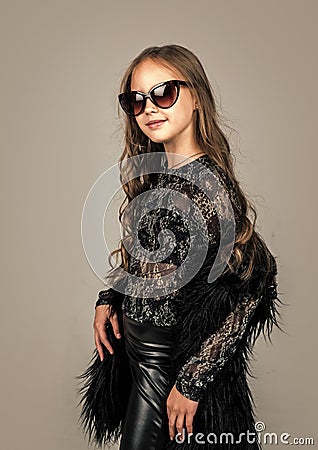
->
[164,141,204,169]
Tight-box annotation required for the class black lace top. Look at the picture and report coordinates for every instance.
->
[95,153,278,401]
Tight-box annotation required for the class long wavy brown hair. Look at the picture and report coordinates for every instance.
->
[104,44,275,287]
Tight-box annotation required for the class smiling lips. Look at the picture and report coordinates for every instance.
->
[146,120,166,129]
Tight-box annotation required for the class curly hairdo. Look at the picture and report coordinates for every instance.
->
[105,44,275,286]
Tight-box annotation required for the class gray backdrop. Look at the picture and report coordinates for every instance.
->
[1,1,317,449]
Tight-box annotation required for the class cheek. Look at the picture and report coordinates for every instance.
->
[174,98,194,121]
[173,107,194,129]
[135,117,147,133]
[135,119,153,139]
[135,117,142,128]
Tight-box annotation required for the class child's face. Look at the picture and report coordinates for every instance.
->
[131,59,197,148]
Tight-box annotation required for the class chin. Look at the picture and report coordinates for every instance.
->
[142,128,173,144]
[150,137,165,144]
[144,134,165,144]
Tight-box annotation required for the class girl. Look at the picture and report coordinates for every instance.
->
[80,44,283,450]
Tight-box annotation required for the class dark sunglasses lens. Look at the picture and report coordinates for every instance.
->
[119,81,180,116]
[152,81,178,108]
[119,92,144,116]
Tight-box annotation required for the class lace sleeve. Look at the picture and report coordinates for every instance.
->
[95,288,118,308]
[171,159,280,402]
[95,265,127,309]
[175,291,266,401]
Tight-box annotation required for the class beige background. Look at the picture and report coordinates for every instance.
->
[1,1,317,449]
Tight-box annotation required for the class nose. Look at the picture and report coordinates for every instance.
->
[144,97,158,114]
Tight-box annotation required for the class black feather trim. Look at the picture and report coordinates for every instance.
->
[75,301,132,449]
[75,249,284,449]
[164,252,284,449]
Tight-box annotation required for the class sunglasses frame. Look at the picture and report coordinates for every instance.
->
[118,79,189,117]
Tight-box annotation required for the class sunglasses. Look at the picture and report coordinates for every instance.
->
[118,79,189,117]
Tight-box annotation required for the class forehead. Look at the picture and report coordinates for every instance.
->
[131,59,183,91]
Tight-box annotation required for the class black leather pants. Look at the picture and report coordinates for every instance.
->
[119,314,174,450]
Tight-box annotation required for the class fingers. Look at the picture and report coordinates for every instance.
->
[175,414,185,438]
[168,411,177,441]
[109,313,121,339]
[95,335,105,361]
[167,409,186,441]
[94,329,114,360]
[185,414,194,436]
[168,404,195,441]
[93,306,115,359]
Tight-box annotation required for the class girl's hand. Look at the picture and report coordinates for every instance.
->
[166,384,199,441]
[93,305,121,360]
